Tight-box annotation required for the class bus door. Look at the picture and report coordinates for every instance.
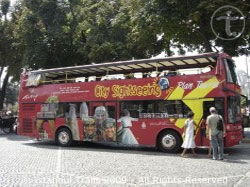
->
[89,102,117,142]
[241,95,250,128]
[200,99,224,146]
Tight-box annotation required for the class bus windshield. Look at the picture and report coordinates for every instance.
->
[224,58,238,84]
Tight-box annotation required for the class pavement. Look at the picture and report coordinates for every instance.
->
[1,132,250,187]
[242,128,250,143]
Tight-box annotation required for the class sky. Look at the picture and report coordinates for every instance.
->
[10,0,16,6]
[233,56,250,73]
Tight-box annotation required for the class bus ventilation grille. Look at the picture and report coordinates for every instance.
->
[23,118,33,133]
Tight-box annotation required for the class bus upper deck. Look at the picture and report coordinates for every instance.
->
[23,52,224,87]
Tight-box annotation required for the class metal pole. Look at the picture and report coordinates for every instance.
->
[246,56,249,98]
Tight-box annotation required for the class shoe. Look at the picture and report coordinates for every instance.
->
[212,157,217,160]
[219,158,224,160]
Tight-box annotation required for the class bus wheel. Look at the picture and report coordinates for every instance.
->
[56,128,72,147]
[157,130,182,153]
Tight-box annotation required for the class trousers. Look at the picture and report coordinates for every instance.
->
[210,131,224,160]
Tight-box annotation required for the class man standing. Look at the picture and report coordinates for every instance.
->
[206,107,226,160]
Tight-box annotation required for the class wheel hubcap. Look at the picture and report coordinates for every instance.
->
[58,131,69,144]
[161,134,176,149]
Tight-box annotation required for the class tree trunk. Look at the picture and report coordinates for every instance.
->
[0,72,9,110]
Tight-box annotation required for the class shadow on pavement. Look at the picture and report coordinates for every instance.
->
[2,133,250,162]
[0,133,32,141]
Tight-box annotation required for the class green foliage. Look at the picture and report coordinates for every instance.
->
[4,0,250,73]
[5,81,19,105]
[72,0,135,62]
[1,0,10,18]
[16,0,81,68]
[150,0,250,56]
[0,0,249,109]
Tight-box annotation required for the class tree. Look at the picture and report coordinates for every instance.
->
[13,0,144,69]
[10,0,250,76]
[72,0,134,63]
[13,0,81,69]
[0,0,11,109]
[5,81,18,105]
[0,0,10,20]
[0,0,24,109]
[3,0,250,112]
[141,0,250,56]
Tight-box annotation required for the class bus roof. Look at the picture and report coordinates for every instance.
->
[29,52,219,79]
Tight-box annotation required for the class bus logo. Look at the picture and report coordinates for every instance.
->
[210,5,245,40]
[158,77,170,90]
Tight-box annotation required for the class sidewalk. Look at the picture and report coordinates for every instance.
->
[242,127,250,143]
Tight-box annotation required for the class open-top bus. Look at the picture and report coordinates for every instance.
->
[18,52,244,152]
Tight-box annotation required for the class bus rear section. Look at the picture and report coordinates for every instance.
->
[18,104,38,138]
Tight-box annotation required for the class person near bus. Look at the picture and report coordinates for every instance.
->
[206,107,226,160]
[205,124,212,157]
[181,111,198,157]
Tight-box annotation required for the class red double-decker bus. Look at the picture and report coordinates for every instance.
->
[18,52,244,152]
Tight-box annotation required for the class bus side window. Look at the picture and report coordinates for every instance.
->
[57,103,68,118]
[107,106,115,119]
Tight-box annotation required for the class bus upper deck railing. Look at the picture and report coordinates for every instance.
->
[25,65,215,86]
[23,53,220,86]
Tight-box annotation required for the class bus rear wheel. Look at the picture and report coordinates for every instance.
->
[56,128,72,147]
[157,130,182,153]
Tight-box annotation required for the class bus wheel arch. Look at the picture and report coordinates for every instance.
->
[55,126,73,147]
[156,129,182,153]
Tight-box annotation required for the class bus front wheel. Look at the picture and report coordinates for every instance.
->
[56,128,72,147]
[157,130,182,153]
